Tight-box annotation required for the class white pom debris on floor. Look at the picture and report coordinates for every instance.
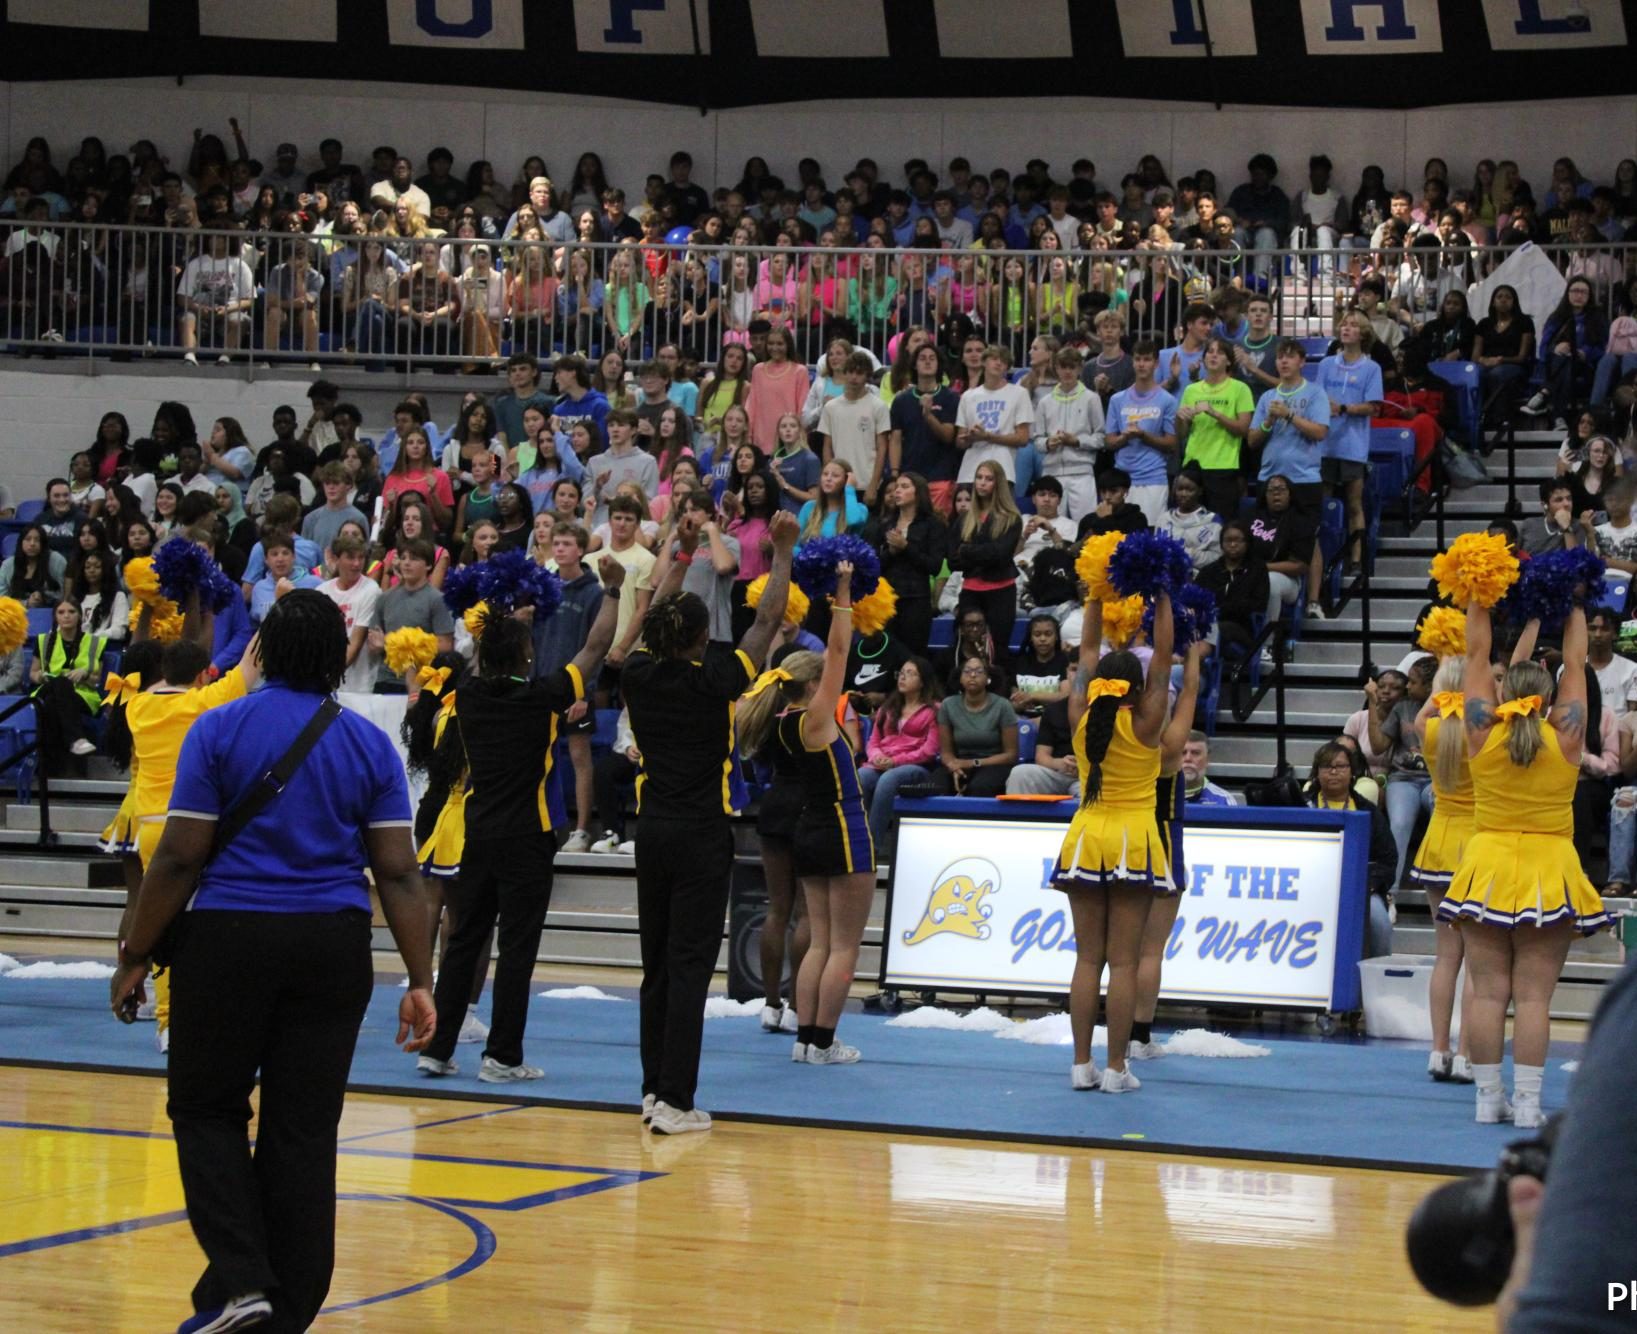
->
[1561,1060,1580,1073]
[991,1013,1107,1048]
[1162,1028,1270,1058]
[539,985,628,1001]
[702,996,763,1019]
[0,953,18,974]
[2,961,116,979]
[885,1005,1012,1032]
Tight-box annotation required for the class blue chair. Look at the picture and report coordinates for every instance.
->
[1007,617,1031,655]
[1367,428,1416,518]
[26,608,53,638]
[1597,574,1631,616]
[1299,337,1330,360]
[1197,650,1223,737]
[928,615,956,651]
[1016,717,1037,764]
[1428,361,1481,443]
[0,532,15,559]
[14,499,44,525]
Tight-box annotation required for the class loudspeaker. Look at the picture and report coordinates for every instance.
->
[727,856,792,1002]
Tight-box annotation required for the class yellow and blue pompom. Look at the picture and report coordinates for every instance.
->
[848,579,898,637]
[793,534,881,600]
[462,600,490,636]
[1075,531,1124,602]
[123,556,163,606]
[1429,532,1519,609]
[385,627,439,676]
[745,574,810,627]
[1417,606,1467,658]
[1108,530,1192,601]
[0,597,26,656]
[1143,582,1217,650]
[153,536,237,612]
[1102,594,1145,647]
[1510,547,1607,629]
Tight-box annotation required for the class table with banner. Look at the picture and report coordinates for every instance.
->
[881,798,1371,1019]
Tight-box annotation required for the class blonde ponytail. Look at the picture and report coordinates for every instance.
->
[736,651,822,758]
[1502,661,1552,770]
[1432,657,1466,793]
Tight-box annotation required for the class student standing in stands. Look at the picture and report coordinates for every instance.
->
[1103,340,1178,527]
[1178,337,1255,522]
[1052,587,1175,1094]
[621,510,799,1135]
[1317,312,1382,578]
[1033,346,1105,522]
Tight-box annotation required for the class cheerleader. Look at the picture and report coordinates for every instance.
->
[749,641,810,1036]
[1407,655,1486,1083]
[402,654,491,1051]
[101,639,163,1017]
[1051,589,1175,1093]
[1131,638,1207,1063]
[737,559,873,1065]
[1438,601,1611,1127]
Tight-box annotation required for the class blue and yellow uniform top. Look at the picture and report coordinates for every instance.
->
[624,644,756,821]
[417,696,470,878]
[1437,719,1609,933]
[775,707,873,877]
[1052,706,1171,892]
[1409,710,1476,891]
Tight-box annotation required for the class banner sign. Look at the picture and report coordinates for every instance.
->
[3,1,1631,108]
[882,804,1369,1012]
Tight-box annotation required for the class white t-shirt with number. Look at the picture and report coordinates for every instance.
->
[321,575,383,695]
[956,381,1035,484]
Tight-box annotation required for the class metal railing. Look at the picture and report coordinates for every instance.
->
[1,222,1632,375]
[0,695,55,847]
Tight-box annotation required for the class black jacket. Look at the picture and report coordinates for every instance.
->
[1305,786,1398,894]
[865,513,946,602]
[1196,556,1271,628]
[947,512,1023,584]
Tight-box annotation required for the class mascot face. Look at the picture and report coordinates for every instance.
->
[902,860,997,946]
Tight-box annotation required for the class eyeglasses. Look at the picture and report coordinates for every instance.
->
[1321,761,1354,772]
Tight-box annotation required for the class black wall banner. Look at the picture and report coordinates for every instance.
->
[2,1,1634,110]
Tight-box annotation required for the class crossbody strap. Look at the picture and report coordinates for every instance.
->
[212,697,343,855]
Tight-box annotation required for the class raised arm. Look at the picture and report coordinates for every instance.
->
[799,561,856,749]
[1551,605,1588,764]
[737,511,799,671]
[568,557,627,684]
[1161,641,1206,769]
[1463,600,1499,750]
[1068,593,1105,732]
[1132,590,1173,745]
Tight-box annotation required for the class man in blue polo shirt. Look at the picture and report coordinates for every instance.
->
[112,590,435,1334]
[1316,312,1382,576]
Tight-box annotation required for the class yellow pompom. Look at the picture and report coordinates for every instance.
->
[0,597,26,657]
[130,598,184,642]
[384,627,439,676]
[463,601,491,636]
[1075,531,1125,602]
[1429,532,1519,610]
[1102,594,1145,648]
[123,557,163,606]
[1417,606,1467,659]
[847,580,898,637]
[745,574,810,627]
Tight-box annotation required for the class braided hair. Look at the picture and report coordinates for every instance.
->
[476,608,532,679]
[402,650,467,775]
[101,639,164,771]
[1079,650,1143,808]
[258,588,346,692]
[402,651,469,844]
[643,591,709,661]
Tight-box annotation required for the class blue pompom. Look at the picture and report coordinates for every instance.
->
[1512,547,1607,629]
[153,536,235,612]
[1142,582,1218,650]
[479,549,564,618]
[441,563,485,615]
[1107,530,1192,601]
[792,534,881,600]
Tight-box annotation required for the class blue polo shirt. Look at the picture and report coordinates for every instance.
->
[169,683,411,913]
[1250,381,1331,484]
[1107,384,1177,487]
[1316,352,1383,464]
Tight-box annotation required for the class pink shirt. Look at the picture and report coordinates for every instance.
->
[865,702,940,767]
[382,467,455,510]
[746,361,809,452]
[727,515,771,580]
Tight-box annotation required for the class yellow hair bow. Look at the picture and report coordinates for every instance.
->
[1432,690,1465,719]
[415,665,452,694]
[1495,694,1545,720]
[1086,677,1132,702]
[102,671,140,706]
[745,667,793,701]
[438,690,458,719]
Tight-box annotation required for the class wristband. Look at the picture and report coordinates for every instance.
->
[675,551,695,565]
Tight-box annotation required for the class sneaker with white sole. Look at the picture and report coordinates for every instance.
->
[183,351,199,366]
[177,1292,272,1332]
[589,830,623,853]
[417,1054,458,1077]
[1523,390,1549,415]
[804,1040,861,1065]
[760,1004,783,1032]
[1305,601,1326,620]
[790,1040,808,1062]
[135,997,156,1022]
[1475,1088,1513,1123]
[649,1101,712,1135]
[617,839,635,855]
[157,1026,169,1054]
[1071,1061,1100,1090]
[1099,1066,1141,1093]
[215,354,231,365]
[641,1093,656,1123]
[478,1056,544,1083]
[778,1003,799,1033]
[1449,1055,1474,1084]
[457,1008,489,1044]
[1512,1092,1543,1129]
[71,738,97,756]
[1428,1050,1453,1081]
[1128,1040,1165,1061]
[562,829,593,853]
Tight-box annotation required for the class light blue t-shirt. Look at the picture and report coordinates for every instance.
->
[249,570,323,624]
[1107,385,1178,488]
[243,535,323,585]
[170,683,411,914]
[668,381,700,417]
[205,446,255,495]
[1316,353,1383,464]
[1250,381,1331,484]
[1156,344,1205,392]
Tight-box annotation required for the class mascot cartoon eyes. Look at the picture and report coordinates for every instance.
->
[902,871,996,946]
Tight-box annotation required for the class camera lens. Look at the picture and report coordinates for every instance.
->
[1405,1174,1517,1306]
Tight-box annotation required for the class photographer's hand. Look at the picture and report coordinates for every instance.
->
[1495,1175,1545,1332]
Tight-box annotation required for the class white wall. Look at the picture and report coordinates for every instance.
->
[4,77,1635,202]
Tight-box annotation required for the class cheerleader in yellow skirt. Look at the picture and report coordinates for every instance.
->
[1051,589,1174,1094]
[99,642,164,1017]
[1438,602,1611,1128]
[1408,657,1480,1082]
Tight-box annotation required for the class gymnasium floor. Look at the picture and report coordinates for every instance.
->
[2,946,1518,1332]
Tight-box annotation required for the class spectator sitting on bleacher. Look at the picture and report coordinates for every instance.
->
[856,656,943,856]
[245,447,315,517]
[904,654,1019,801]
[247,533,322,625]
[39,479,81,560]
[71,549,128,644]
[0,643,23,694]
[1248,475,1319,639]
[1015,477,1076,571]
[0,524,65,607]
[1365,655,1436,892]
[1304,740,1397,956]
[242,496,320,597]
[1075,467,1151,543]
[1156,465,1221,570]
[1181,730,1237,805]
[1330,734,1381,805]
[1522,477,1592,556]
[1342,671,1400,785]
[934,604,1013,698]
[28,598,105,767]
[1593,478,1637,574]
[1004,695,1077,801]
[1194,519,1268,667]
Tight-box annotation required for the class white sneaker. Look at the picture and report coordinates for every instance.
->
[180,1291,273,1332]
[589,830,622,854]
[183,351,199,366]
[790,1040,808,1062]
[641,1093,656,1123]
[135,997,156,1021]
[760,1004,783,1032]
[804,1040,861,1065]
[616,839,635,855]
[1128,1039,1165,1061]
[215,354,231,365]
[1449,1055,1474,1084]
[1071,1061,1100,1090]
[1428,1050,1453,1081]
[649,1101,712,1135]
[70,738,97,756]
[1476,1088,1513,1123]
[1099,1066,1141,1093]
[308,362,322,372]
[1257,649,1275,672]
[778,1003,799,1033]
[457,1008,489,1044]
[157,1026,169,1054]
[478,1056,544,1083]
[417,1054,458,1077]
[562,829,593,853]
[1523,390,1549,414]
[1305,601,1326,621]
[1512,1093,1544,1130]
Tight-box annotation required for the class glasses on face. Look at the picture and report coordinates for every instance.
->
[1322,761,1353,772]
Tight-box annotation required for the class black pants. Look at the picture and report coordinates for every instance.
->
[32,677,91,766]
[593,751,638,839]
[166,908,373,1332]
[1197,467,1244,524]
[893,596,933,658]
[730,579,755,644]
[957,583,1017,659]
[904,763,1010,800]
[426,832,555,1068]
[635,814,734,1111]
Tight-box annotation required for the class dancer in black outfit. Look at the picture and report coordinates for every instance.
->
[623,508,800,1135]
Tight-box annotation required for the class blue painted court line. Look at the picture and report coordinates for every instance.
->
[318,1194,497,1316]
[335,1103,533,1144]
[0,1211,190,1260]
[0,1117,172,1140]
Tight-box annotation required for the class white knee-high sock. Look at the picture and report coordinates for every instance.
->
[1473,1062,1503,1095]
[1513,1063,1544,1099]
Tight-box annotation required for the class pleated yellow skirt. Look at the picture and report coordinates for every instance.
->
[1051,803,1173,893]
[1436,831,1611,934]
